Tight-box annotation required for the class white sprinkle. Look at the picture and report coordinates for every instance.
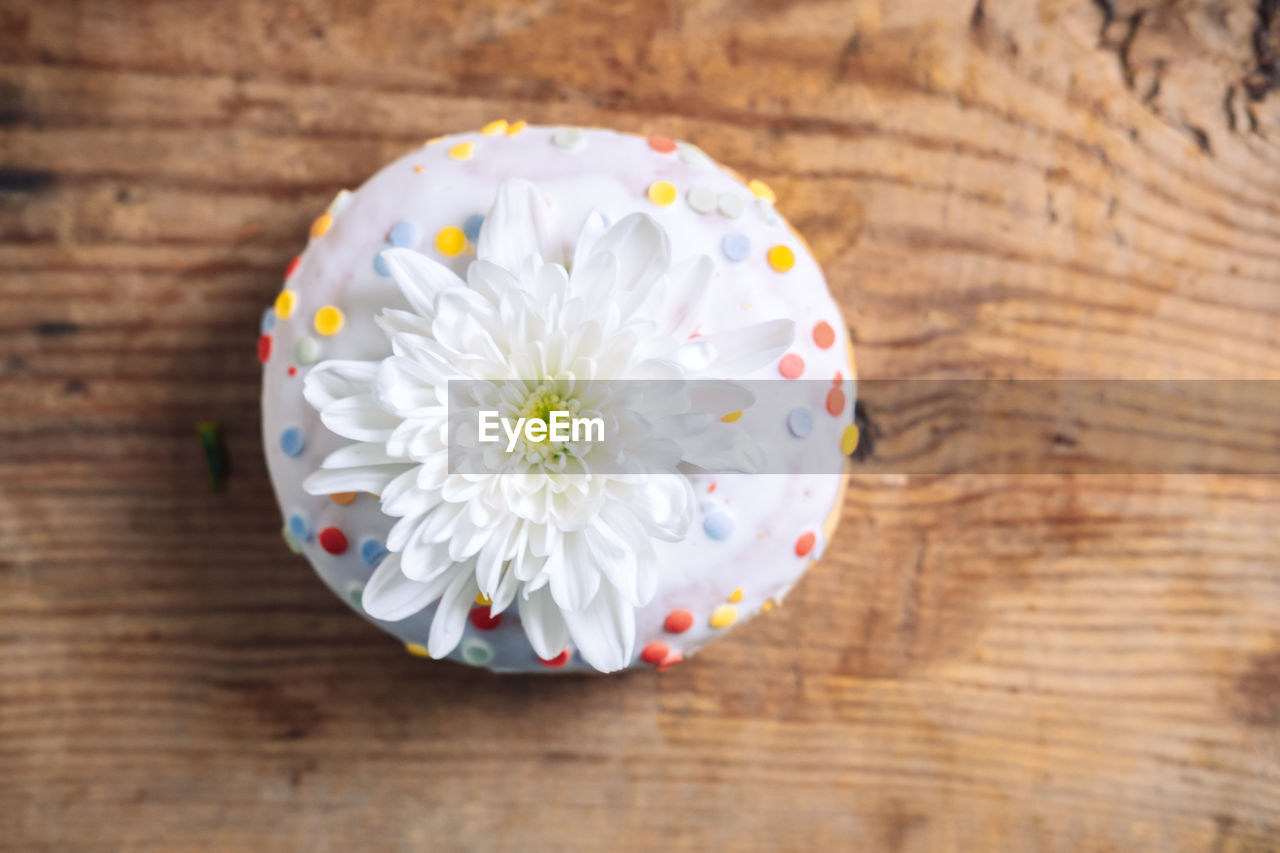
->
[551,128,587,151]
[718,193,746,218]
[687,186,718,214]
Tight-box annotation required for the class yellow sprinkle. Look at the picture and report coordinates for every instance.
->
[480,119,508,136]
[329,492,357,505]
[313,305,345,336]
[424,135,446,146]
[413,165,424,174]
[647,180,677,206]
[761,599,776,612]
[405,642,432,658]
[841,424,861,455]
[728,588,743,603]
[709,604,738,629]
[273,290,297,320]
[448,141,475,160]
[435,226,466,256]
[748,179,776,203]
[474,592,492,606]
[742,302,751,310]
[310,212,333,239]
[506,120,527,136]
[767,244,795,272]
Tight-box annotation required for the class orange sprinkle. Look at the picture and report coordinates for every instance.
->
[813,321,835,349]
[656,652,683,672]
[778,353,804,379]
[641,641,670,664]
[664,609,694,634]
[648,133,677,153]
[329,492,357,505]
[795,531,816,557]
[826,387,846,416]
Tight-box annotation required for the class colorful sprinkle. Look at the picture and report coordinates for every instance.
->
[469,607,502,631]
[720,410,743,423]
[826,387,847,416]
[687,186,718,214]
[284,255,301,279]
[703,511,734,541]
[841,424,861,455]
[475,592,492,605]
[762,599,776,612]
[274,290,297,320]
[282,525,302,554]
[328,190,353,216]
[648,133,677,153]
[360,537,388,567]
[664,609,694,634]
[389,221,421,248]
[460,638,494,666]
[294,336,320,365]
[405,642,432,658]
[318,526,348,555]
[506,120,527,136]
[656,652,683,671]
[413,165,424,174]
[718,194,746,218]
[647,181,677,207]
[287,513,312,542]
[756,198,779,224]
[197,421,228,490]
[313,305,344,336]
[641,641,670,664]
[373,250,390,277]
[748,179,777,202]
[287,366,297,377]
[345,581,364,609]
[728,588,744,603]
[778,353,805,379]
[813,321,836,349]
[480,119,508,136]
[709,604,738,629]
[540,649,570,668]
[279,426,306,457]
[310,212,333,239]
[721,232,751,262]
[257,334,272,363]
[787,407,814,438]
[767,244,795,272]
[795,531,816,557]
[448,141,474,160]
[462,213,485,241]
[435,225,466,256]
[551,128,586,151]
[260,308,276,333]
[329,491,357,505]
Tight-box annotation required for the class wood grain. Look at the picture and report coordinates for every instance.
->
[3,0,1280,850]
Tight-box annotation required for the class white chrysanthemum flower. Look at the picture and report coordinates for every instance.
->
[301,179,794,671]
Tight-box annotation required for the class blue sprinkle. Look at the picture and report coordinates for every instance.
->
[462,213,485,242]
[260,307,276,333]
[787,407,814,438]
[288,513,312,542]
[389,220,421,248]
[360,537,389,567]
[279,426,306,458]
[373,247,391,277]
[721,232,751,263]
[703,511,735,541]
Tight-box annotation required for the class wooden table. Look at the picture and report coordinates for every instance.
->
[4,1,1279,849]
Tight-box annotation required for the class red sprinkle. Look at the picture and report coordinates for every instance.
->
[287,366,297,377]
[813,321,835,349]
[257,334,272,363]
[539,649,570,668]
[833,371,843,385]
[826,387,846,416]
[285,255,301,279]
[469,607,502,631]
[664,609,694,634]
[641,641,670,664]
[795,531,816,557]
[648,133,677,153]
[656,652,683,672]
[708,482,717,493]
[778,353,805,379]
[318,526,348,555]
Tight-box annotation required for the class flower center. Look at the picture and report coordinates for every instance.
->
[513,382,582,466]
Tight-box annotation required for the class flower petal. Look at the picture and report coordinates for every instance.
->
[303,360,377,409]
[427,563,478,658]
[362,552,451,622]
[562,584,635,673]
[302,464,409,496]
[380,247,465,316]
[319,394,401,442]
[518,584,572,660]
[477,178,564,269]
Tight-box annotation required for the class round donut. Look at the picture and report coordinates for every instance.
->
[259,123,855,673]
